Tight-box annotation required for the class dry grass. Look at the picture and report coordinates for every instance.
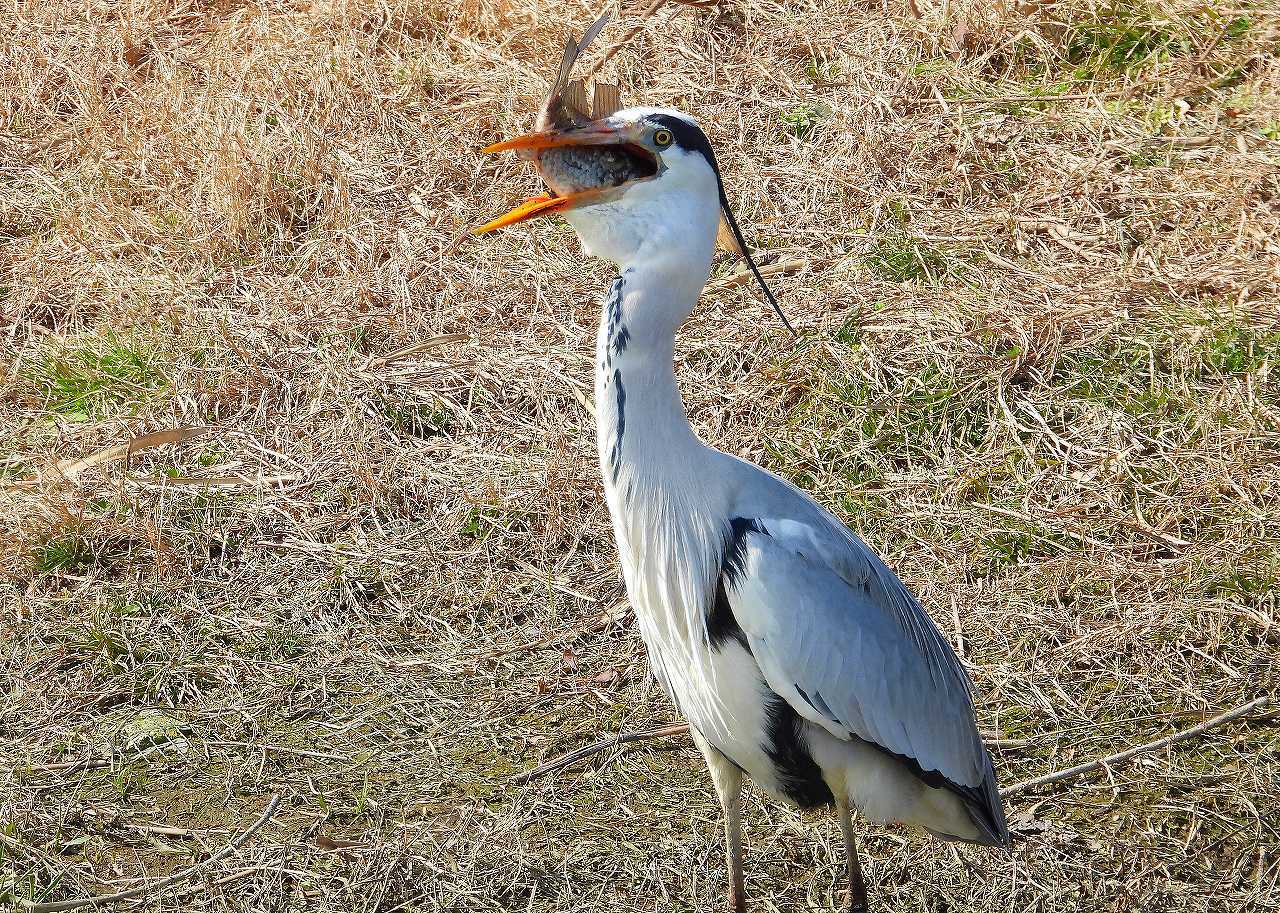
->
[2,0,1279,910]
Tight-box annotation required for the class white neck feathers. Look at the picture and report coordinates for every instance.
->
[593,243,715,491]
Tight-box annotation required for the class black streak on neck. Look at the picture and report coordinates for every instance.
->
[603,274,628,484]
[610,367,625,483]
[605,276,624,341]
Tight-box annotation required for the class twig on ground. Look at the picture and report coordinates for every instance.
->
[205,740,352,762]
[512,723,690,784]
[13,793,281,913]
[1001,697,1269,798]
[120,822,213,839]
[515,721,1038,785]
[12,759,113,775]
[706,259,810,294]
[517,698,1268,793]
[174,866,268,895]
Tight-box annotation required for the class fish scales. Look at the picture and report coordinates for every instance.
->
[539,145,651,197]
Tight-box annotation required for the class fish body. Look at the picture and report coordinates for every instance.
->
[540,145,652,196]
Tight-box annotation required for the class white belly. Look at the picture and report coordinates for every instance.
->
[658,636,780,788]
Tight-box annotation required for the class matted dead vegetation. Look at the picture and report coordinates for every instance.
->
[2,0,1279,910]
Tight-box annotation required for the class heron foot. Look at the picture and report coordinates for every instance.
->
[843,878,869,913]
[843,873,870,911]
[844,893,869,913]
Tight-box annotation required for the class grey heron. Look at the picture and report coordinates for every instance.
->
[477,98,1010,911]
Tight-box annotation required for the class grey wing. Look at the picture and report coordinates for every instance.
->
[724,515,1008,843]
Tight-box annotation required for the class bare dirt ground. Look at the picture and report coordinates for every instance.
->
[3,1,1279,910]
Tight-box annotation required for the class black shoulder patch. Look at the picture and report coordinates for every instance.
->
[708,518,766,652]
[708,585,747,652]
[723,517,765,589]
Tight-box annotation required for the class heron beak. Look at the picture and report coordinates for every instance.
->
[479,121,629,155]
[471,188,615,235]
[472,122,635,235]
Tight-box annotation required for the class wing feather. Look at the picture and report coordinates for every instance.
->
[724,515,1007,841]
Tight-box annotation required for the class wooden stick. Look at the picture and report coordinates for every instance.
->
[706,259,809,294]
[1001,696,1269,798]
[14,794,281,913]
[13,759,112,775]
[512,723,690,784]
[513,720,1040,785]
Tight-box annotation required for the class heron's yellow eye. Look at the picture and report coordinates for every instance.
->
[653,128,674,148]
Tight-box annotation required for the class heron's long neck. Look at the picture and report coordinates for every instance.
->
[592,249,729,721]
[594,260,707,494]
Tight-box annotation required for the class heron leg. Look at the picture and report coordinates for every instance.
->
[837,799,868,913]
[691,728,746,913]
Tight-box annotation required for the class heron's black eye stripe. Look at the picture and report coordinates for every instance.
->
[647,114,718,171]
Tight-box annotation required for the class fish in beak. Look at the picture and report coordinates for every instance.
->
[475,15,665,235]
[473,119,659,234]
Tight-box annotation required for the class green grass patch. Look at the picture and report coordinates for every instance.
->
[384,396,453,440]
[1196,323,1280,376]
[778,356,997,486]
[31,535,94,575]
[1057,315,1280,422]
[862,233,970,283]
[947,3,1251,98]
[1064,5,1250,77]
[802,56,842,86]
[1224,15,1252,39]
[975,521,1073,573]
[947,78,1075,115]
[1065,7,1192,73]
[26,332,167,418]
[457,503,536,544]
[54,599,169,680]
[779,103,829,140]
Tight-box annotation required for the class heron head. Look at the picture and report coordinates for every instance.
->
[476,107,795,332]
[475,107,724,262]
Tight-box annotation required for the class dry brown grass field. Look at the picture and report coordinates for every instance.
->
[3,0,1279,910]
